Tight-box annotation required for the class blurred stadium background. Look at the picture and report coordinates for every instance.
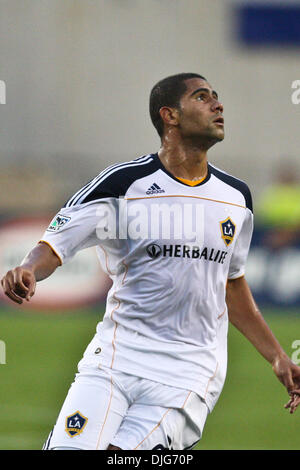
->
[0,0,300,450]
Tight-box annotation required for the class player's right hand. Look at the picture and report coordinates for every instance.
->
[1,267,36,304]
[285,390,300,414]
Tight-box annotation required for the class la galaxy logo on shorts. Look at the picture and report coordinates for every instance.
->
[65,411,88,437]
[220,217,236,247]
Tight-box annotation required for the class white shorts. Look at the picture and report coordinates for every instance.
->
[43,362,209,450]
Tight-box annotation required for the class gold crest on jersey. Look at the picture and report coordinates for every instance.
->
[65,411,88,437]
[220,217,236,247]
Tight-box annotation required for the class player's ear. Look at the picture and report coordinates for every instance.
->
[159,106,179,129]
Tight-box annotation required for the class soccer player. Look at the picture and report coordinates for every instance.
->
[2,73,300,450]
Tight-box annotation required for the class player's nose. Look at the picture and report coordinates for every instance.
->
[212,99,223,113]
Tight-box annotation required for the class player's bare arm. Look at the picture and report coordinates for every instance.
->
[226,276,300,413]
[1,242,61,304]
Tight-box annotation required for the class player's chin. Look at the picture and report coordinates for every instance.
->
[214,129,225,142]
[209,124,224,141]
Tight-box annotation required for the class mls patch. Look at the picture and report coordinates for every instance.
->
[220,217,236,246]
[65,411,88,437]
[47,214,71,232]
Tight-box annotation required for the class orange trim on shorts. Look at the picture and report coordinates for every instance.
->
[180,390,192,409]
[133,408,172,450]
[95,375,114,450]
[133,389,194,450]
[38,240,63,266]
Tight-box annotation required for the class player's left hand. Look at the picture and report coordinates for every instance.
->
[272,355,300,414]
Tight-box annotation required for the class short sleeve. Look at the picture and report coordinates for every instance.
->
[228,208,254,280]
[39,156,158,264]
[40,201,114,264]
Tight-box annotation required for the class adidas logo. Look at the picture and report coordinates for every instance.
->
[146,183,165,195]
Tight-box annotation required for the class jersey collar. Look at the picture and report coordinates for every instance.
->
[152,153,211,187]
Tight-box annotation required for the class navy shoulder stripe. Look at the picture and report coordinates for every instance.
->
[209,164,253,213]
[64,154,160,207]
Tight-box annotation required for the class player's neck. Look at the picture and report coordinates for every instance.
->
[158,141,208,181]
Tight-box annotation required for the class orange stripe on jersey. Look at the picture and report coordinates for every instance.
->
[98,246,129,370]
[217,308,226,320]
[125,194,246,209]
[109,303,119,369]
[204,362,219,399]
[98,245,114,276]
[227,274,245,281]
[109,261,129,368]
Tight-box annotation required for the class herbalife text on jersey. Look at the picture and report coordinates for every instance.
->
[95,198,204,245]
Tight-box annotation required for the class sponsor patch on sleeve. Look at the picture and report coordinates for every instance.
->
[47,214,71,232]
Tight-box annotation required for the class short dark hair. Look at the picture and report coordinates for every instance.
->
[149,73,207,138]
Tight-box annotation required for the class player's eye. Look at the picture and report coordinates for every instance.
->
[196,94,207,101]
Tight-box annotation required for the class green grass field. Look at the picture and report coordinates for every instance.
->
[0,307,299,450]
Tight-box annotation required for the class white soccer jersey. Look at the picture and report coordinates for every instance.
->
[41,153,253,411]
